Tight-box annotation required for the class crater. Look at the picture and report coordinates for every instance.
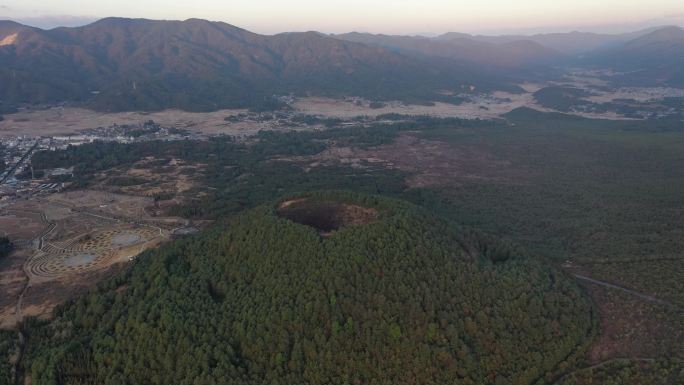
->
[277,199,378,235]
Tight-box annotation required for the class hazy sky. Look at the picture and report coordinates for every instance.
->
[1,0,683,35]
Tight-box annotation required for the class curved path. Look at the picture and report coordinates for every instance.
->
[10,208,53,385]
[9,198,166,384]
[572,274,683,314]
[551,358,656,385]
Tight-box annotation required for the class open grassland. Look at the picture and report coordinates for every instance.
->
[0,107,279,137]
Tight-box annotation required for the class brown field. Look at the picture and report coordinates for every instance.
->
[0,107,284,137]
[293,93,635,121]
[0,85,641,139]
[292,96,532,119]
[47,190,154,219]
[94,157,204,199]
[0,210,46,244]
[1,98,531,139]
[583,284,683,362]
[283,133,530,188]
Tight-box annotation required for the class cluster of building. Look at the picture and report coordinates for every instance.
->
[0,136,68,200]
[0,120,205,202]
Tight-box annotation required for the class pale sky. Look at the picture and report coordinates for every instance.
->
[1,0,683,35]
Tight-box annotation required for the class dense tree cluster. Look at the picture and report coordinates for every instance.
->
[0,330,16,385]
[0,237,12,261]
[25,192,594,385]
[533,87,593,112]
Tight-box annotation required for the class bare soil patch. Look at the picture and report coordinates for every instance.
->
[47,190,153,219]
[103,157,204,199]
[583,284,683,362]
[0,210,46,245]
[287,134,527,188]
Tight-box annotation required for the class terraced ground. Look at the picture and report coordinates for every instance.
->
[0,191,174,328]
[27,227,160,280]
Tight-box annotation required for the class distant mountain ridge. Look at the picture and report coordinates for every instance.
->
[0,18,682,113]
[453,30,655,55]
[333,32,564,70]
[581,26,684,86]
[341,27,664,57]
[0,18,515,113]
[336,26,684,87]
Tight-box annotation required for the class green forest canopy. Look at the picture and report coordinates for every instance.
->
[25,192,594,385]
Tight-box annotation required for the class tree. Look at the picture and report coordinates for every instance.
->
[0,237,12,261]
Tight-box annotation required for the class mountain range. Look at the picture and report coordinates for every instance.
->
[435,28,662,55]
[0,18,683,112]
[581,26,684,86]
[333,32,564,72]
[0,18,512,112]
[334,26,684,78]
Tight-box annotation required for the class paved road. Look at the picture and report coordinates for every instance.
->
[0,141,39,185]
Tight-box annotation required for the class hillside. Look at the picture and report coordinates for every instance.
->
[22,192,595,385]
[435,28,661,55]
[0,18,513,113]
[334,32,564,70]
[582,26,684,86]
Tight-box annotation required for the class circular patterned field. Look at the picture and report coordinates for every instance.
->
[28,251,106,278]
[27,227,159,278]
[65,228,158,252]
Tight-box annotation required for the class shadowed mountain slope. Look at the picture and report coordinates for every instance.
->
[582,26,684,86]
[0,18,515,112]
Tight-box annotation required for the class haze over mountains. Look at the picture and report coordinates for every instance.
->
[334,32,564,71]
[583,26,684,86]
[0,17,506,112]
[434,28,664,54]
[0,17,683,113]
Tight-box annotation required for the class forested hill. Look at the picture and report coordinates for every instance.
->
[24,192,595,385]
[0,18,514,113]
[580,26,684,87]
